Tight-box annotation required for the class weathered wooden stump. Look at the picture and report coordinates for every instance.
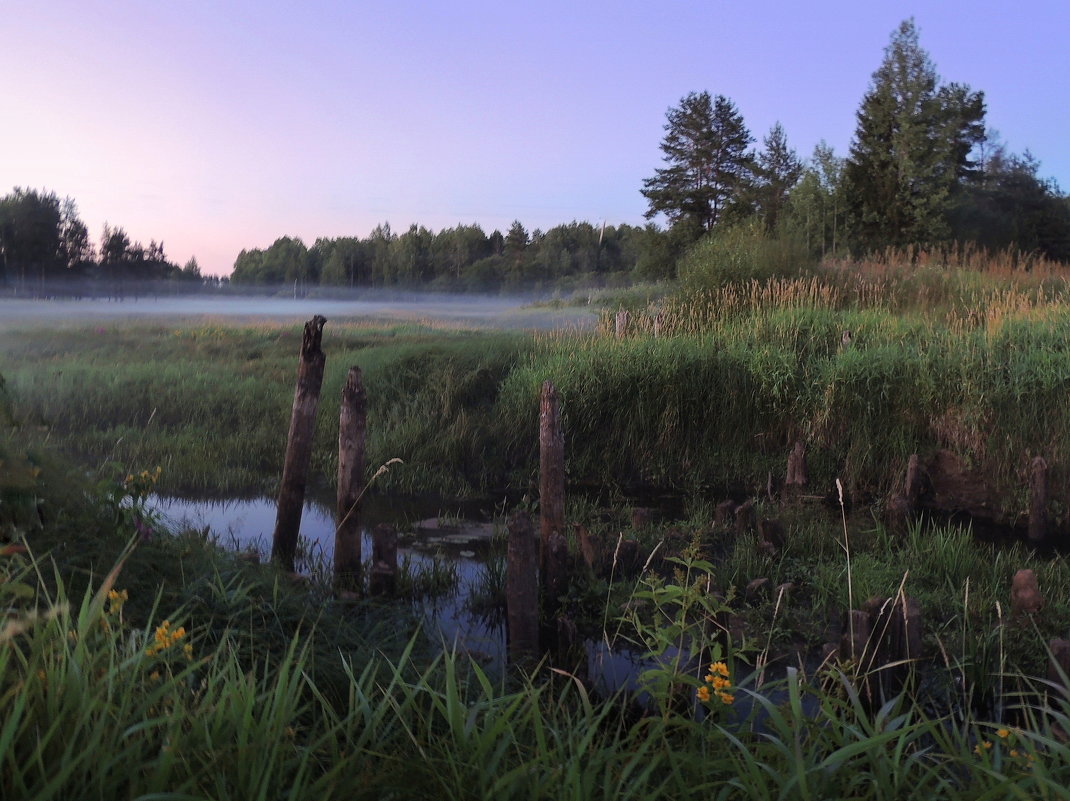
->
[840,609,873,667]
[368,523,397,596]
[1048,638,1070,687]
[616,538,640,577]
[630,507,653,530]
[335,366,366,592]
[758,518,785,554]
[652,311,664,339]
[615,309,629,338]
[1011,568,1044,615]
[575,523,599,572]
[904,454,922,508]
[272,315,327,572]
[886,454,923,534]
[715,500,737,528]
[506,512,539,664]
[784,440,808,499]
[1029,456,1048,545]
[734,499,756,536]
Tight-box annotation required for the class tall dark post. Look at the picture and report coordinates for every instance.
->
[271,315,327,572]
[335,366,366,590]
[539,381,565,563]
[506,512,539,664]
[1029,456,1048,545]
[539,380,566,654]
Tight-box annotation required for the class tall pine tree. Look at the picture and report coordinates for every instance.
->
[843,19,985,252]
[641,91,754,236]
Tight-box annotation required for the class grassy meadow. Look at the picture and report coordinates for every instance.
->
[6,247,1070,797]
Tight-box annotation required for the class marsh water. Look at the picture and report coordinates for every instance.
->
[148,493,506,668]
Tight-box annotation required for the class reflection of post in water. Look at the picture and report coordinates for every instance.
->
[336,366,366,591]
[271,315,327,572]
[539,380,566,656]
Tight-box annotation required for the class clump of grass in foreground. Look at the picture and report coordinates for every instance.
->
[8,540,1070,799]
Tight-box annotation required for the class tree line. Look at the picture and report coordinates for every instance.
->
[0,187,205,289]
[4,19,1067,295]
[229,220,681,291]
[644,19,1070,263]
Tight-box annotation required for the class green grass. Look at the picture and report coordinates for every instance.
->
[6,424,1070,798]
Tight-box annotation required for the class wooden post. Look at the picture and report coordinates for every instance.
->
[734,499,756,537]
[652,311,664,338]
[506,512,539,664]
[1029,456,1048,545]
[271,315,327,572]
[615,309,629,338]
[335,366,366,591]
[785,440,808,499]
[539,381,565,565]
[904,454,922,509]
[369,523,397,596]
[1048,639,1070,688]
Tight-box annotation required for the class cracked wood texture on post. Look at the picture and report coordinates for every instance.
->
[271,315,327,572]
[335,366,366,590]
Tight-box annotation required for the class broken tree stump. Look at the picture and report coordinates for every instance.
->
[904,454,922,508]
[840,609,873,669]
[335,366,366,591]
[1011,568,1044,615]
[758,518,785,554]
[1048,639,1070,688]
[368,523,398,596]
[734,499,756,537]
[506,512,539,664]
[714,500,737,528]
[272,315,327,572]
[1029,456,1048,545]
[784,440,808,498]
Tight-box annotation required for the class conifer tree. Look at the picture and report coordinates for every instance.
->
[753,122,802,232]
[641,91,754,236]
[843,19,985,252]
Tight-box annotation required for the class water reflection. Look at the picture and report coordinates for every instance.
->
[148,494,505,670]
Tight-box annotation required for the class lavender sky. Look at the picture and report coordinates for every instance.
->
[3,0,1067,277]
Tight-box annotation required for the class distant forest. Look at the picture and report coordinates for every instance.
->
[2,19,1067,294]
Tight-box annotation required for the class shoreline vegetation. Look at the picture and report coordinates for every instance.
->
[6,245,1070,796]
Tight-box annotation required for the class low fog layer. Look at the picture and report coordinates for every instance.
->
[0,290,594,331]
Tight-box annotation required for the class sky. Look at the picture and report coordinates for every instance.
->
[3,0,1068,277]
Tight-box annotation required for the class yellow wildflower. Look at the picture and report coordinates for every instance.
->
[997,728,1010,739]
[719,692,734,705]
[696,686,711,703]
[709,661,730,678]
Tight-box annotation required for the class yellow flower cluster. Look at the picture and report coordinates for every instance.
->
[124,466,162,489]
[146,620,192,659]
[107,589,128,615]
[972,727,1038,769]
[697,661,734,705]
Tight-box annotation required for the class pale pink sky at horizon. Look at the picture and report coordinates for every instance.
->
[3,0,1068,277]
